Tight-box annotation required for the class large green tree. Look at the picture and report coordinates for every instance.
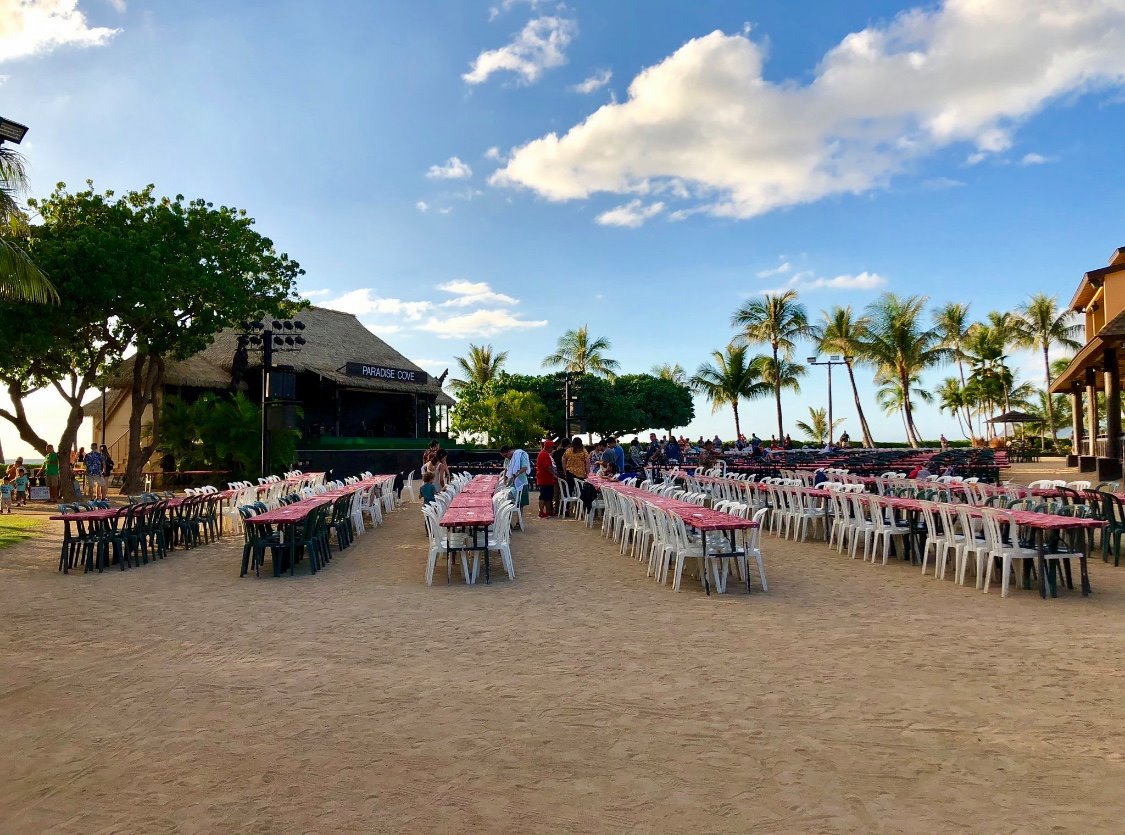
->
[731,290,813,439]
[689,345,769,440]
[813,305,875,447]
[542,325,620,378]
[1015,293,1082,439]
[933,302,975,435]
[1,183,303,494]
[862,293,946,448]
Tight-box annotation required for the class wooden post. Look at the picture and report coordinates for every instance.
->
[1105,347,1122,462]
[1071,384,1083,456]
[1086,367,1100,457]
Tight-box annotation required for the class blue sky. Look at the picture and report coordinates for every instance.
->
[3,0,1125,458]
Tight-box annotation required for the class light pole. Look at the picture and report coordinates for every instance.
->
[240,319,306,477]
[807,355,852,445]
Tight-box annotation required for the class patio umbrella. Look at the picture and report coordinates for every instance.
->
[986,410,1038,425]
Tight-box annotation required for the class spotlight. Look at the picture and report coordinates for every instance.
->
[285,336,295,346]
[283,321,293,330]
[295,335,306,345]
[294,321,305,330]
[271,319,282,330]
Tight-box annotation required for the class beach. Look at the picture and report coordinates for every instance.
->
[2,466,1125,832]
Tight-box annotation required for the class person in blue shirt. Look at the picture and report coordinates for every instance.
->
[419,471,437,505]
[604,437,626,474]
[664,437,681,464]
[13,468,29,506]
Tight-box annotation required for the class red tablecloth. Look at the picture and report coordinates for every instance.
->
[590,478,758,531]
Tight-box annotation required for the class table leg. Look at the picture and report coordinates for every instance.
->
[1036,529,1048,599]
[483,525,490,585]
[1081,528,1093,596]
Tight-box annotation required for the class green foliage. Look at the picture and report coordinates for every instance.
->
[542,325,621,377]
[484,390,550,447]
[156,392,298,477]
[795,406,844,443]
[450,370,694,442]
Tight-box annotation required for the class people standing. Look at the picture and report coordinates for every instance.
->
[664,435,682,466]
[99,445,114,492]
[696,440,717,471]
[432,448,450,490]
[83,446,107,500]
[603,437,625,475]
[535,439,558,518]
[44,444,60,501]
[13,468,29,506]
[562,438,590,485]
[500,444,531,510]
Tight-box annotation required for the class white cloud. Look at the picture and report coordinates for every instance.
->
[757,260,792,278]
[417,308,548,338]
[594,199,664,228]
[300,288,331,298]
[105,0,126,12]
[488,0,542,22]
[438,280,518,308]
[0,0,120,61]
[484,146,504,161]
[1019,152,1051,165]
[0,74,7,84]
[921,176,965,190]
[324,283,543,338]
[763,271,887,294]
[438,206,453,214]
[324,289,432,321]
[463,15,576,85]
[415,200,430,212]
[425,156,472,180]
[571,68,612,94]
[494,2,1125,222]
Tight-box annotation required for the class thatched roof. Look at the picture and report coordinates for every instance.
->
[107,307,454,405]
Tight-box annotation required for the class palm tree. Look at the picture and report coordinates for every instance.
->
[750,354,805,423]
[862,293,946,448]
[731,290,813,438]
[876,372,933,445]
[813,305,875,447]
[543,325,620,378]
[963,323,1011,434]
[795,406,844,444]
[0,147,56,303]
[448,343,508,394]
[933,302,974,433]
[936,377,972,439]
[651,362,686,385]
[688,345,769,440]
[1015,293,1083,439]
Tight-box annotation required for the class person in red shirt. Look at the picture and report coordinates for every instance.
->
[535,438,558,518]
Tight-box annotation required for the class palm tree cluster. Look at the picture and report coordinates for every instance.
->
[447,290,1080,449]
[689,289,1080,448]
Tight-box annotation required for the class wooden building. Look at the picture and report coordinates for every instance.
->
[87,306,454,472]
[1050,246,1125,479]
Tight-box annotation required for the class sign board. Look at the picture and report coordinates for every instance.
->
[29,486,50,501]
[343,362,428,385]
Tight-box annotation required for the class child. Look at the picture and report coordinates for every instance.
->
[419,471,437,505]
[0,477,13,513]
[13,468,29,506]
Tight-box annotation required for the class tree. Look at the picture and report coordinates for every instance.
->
[933,302,974,434]
[651,362,687,385]
[448,343,508,394]
[613,374,694,436]
[484,390,549,448]
[937,377,973,440]
[1015,293,1082,440]
[1,184,303,494]
[963,323,1011,434]
[0,147,56,303]
[862,293,946,448]
[731,290,813,439]
[813,306,875,447]
[689,345,770,440]
[542,325,620,378]
[876,372,932,445]
[795,406,844,444]
[750,354,805,433]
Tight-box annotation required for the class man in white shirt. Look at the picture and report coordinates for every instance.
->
[501,445,531,508]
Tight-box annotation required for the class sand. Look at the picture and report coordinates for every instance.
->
[2,464,1125,833]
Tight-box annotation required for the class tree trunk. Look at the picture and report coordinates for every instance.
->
[772,345,783,440]
[0,381,87,501]
[1043,344,1057,440]
[901,370,919,448]
[845,362,874,447]
[731,401,741,440]
[123,353,166,494]
[957,356,974,438]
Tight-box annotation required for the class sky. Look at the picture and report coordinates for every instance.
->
[3,0,1125,459]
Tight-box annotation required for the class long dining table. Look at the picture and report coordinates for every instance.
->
[588,476,760,594]
[439,475,500,584]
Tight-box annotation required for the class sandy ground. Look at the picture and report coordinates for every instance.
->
[2,463,1125,833]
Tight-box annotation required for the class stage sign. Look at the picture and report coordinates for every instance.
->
[344,362,428,384]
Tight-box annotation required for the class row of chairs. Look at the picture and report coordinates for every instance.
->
[596,483,769,594]
[420,476,516,584]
